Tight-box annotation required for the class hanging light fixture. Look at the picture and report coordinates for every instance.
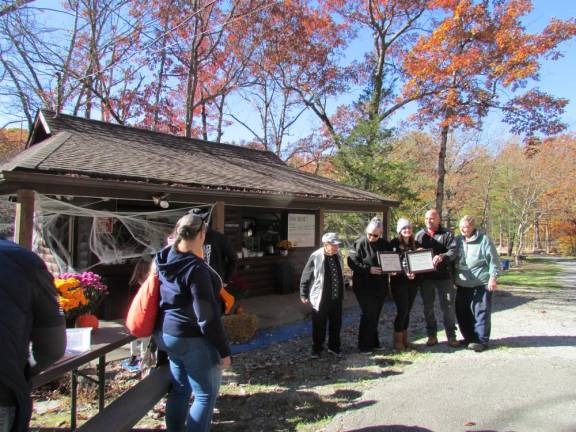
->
[152,193,170,209]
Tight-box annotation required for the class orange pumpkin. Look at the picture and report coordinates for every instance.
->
[75,313,99,331]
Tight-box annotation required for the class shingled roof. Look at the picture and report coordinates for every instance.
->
[0,110,397,211]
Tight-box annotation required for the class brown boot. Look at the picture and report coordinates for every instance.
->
[393,332,405,351]
[426,335,438,346]
[402,330,416,349]
[447,337,461,348]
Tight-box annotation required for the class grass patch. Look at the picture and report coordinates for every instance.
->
[499,259,562,290]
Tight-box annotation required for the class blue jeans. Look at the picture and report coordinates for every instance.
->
[155,332,223,432]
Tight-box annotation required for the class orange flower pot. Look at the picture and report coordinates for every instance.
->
[75,313,99,331]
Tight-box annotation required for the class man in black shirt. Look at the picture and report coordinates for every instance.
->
[190,208,238,314]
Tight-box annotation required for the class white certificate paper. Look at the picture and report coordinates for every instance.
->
[406,250,435,273]
[377,252,403,273]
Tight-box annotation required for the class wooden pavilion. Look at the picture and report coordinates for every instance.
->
[0,110,398,318]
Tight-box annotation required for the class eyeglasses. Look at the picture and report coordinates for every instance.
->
[367,233,380,239]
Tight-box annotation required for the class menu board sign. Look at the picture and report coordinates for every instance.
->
[287,213,316,247]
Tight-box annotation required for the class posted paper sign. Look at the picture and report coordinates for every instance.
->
[287,213,315,247]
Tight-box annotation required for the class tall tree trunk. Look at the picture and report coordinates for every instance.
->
[201,100,208,141]
[533,214,542,251]
[185,58,197,138]
[545,222,550,254]
[435,123,449,218]
[152,22,169,130]
[185,0,200,138]
[514,223,525,266]
[215,93,225,143]
[507,223,515,257]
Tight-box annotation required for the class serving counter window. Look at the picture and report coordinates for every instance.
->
[241,211,281,257]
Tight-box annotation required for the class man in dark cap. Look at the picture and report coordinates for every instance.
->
[190,208,238,313]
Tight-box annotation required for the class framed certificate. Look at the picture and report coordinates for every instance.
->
[406,249,435,273]
[377,252,403,273]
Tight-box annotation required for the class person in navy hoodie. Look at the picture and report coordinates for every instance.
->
[154,213,231,432]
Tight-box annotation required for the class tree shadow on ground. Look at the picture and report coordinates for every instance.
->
[212,388,376,431]
[491,290,535,313]
[343,426,434,432]
[492,335,576,349]
[216,342,410,431]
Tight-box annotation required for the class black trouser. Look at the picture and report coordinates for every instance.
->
[353,284,387,351]
[456,285,493,345]
[391,281,419,332]
[312,295,342,353]
[420,278,458,338]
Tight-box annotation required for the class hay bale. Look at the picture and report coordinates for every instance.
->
[222,313,259,343]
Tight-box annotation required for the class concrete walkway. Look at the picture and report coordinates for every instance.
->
[324,259,576,432]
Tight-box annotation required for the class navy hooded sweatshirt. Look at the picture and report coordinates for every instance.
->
[155,246,230,358]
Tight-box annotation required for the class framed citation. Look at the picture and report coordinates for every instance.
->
[406,249,435,273]
[377,252,403,273]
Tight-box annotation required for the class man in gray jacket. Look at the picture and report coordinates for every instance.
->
[0,238,66,432]
[300,233,345,359]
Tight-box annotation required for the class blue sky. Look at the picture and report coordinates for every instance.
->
[2,1,575,147]
[223,0,576,147]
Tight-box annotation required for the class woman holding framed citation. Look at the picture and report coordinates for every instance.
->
[347,217,392,353]
[389,218,419,351]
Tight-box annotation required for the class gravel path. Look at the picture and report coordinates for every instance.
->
[323,258,576,432]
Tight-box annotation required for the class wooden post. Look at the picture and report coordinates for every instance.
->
[212,201,225,233]
[317,208,325,247]
[14,189,35,249]
[382,207,390,240]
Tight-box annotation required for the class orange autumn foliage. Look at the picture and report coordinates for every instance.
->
[402,0,576,135]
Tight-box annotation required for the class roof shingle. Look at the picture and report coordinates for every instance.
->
[1,110,396,205]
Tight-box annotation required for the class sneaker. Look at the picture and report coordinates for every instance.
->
[121,358,141,373]
[447,338,461,348]
[327,349,343,358]
[426,335,438,346]
[310,350,321,359]
[467,342,486,352]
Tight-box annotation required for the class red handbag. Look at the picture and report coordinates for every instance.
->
[126,271,160,337]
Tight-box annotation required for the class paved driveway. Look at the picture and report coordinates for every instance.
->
[324,259,576,432]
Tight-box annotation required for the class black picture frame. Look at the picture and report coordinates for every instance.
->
[406,249,435,274]
[377,252,403,273]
